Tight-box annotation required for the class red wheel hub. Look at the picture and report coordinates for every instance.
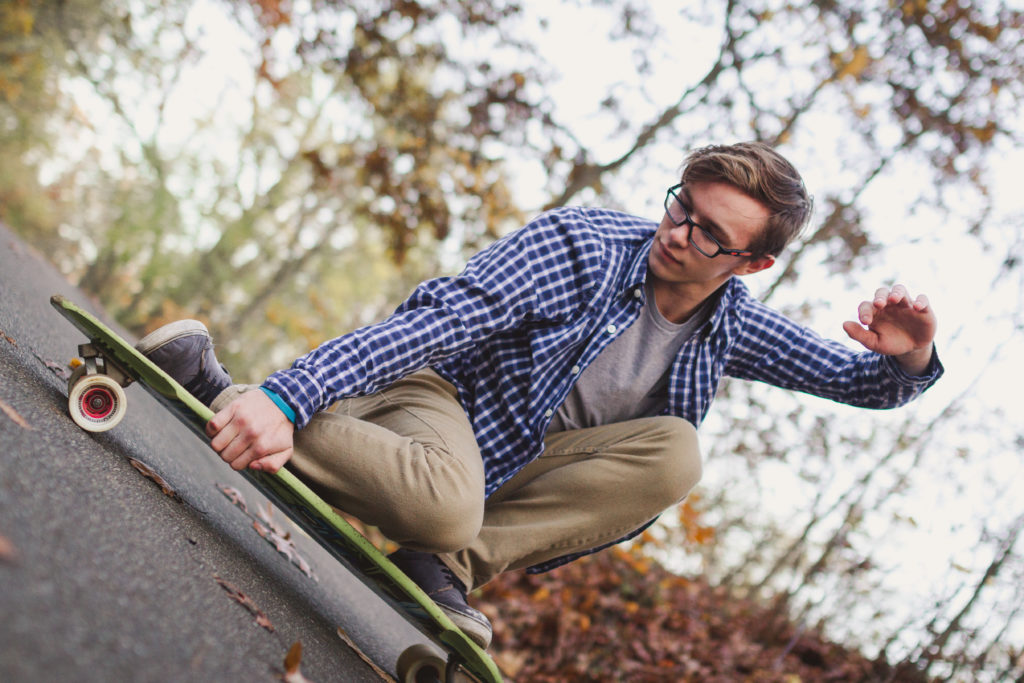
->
[80,386,115,419]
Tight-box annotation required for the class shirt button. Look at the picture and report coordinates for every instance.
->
[633,288,642,299]
[606,324,617,334]
[571,365,581,374]
[544,409,554,418]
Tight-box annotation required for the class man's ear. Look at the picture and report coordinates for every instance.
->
[734,254,775,276]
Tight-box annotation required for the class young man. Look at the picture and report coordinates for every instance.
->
[138,142,942,648]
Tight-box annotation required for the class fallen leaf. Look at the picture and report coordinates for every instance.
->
[221,484,316,580]
[34,352,70,380]
[282,641,316,683]
[258,500,288,536]
[0,329,16,346]
[253,519,316,580]
[217,484,249,513]
[493,650,529,679]
[214,575,275,632]
[0,398,32,430]
[336,628,395,682]
[129,458,181,502]
[0,533,18,563]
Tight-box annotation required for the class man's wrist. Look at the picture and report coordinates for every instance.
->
[894,344,935,377]
[259,386,297,424]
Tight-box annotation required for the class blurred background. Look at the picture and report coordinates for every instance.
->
[2,1,1022,680]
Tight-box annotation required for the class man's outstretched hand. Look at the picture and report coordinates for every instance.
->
[206,389,295,473]
[843,284,937,376]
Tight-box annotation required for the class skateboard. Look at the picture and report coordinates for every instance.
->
[50,294,504,683]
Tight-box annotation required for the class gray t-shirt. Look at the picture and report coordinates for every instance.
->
[548,280,709,433]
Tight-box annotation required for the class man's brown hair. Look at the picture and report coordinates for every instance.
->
[680,142,812,257]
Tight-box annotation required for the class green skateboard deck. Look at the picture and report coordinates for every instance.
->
[50,294,503,683]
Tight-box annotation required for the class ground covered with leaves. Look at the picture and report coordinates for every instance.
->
[474,545,929,682]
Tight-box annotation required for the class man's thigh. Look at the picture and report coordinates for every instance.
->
[325,368,476,454]
[292,369,486,550]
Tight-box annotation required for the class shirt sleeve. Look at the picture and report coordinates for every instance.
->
[725,296,943,409]
[261,209,604,428]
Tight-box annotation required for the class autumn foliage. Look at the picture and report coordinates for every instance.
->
[475,545,930,683]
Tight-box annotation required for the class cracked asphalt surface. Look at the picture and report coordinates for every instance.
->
[0,223,433,682]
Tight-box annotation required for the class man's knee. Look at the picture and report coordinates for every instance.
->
[642,416,703,508]
[388,495,484,553]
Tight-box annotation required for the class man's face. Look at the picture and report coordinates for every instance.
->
[648,181,774,291]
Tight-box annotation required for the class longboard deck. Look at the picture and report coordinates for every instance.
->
[50,294,502,683]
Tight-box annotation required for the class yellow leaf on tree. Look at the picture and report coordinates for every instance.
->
[837,46,871,81]
[969,123,997,143]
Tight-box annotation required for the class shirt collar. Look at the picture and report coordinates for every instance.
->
[630,235,745,335]
[706,277,747,336]
[623,237,654,298]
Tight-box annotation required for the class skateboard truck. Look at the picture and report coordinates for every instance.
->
[67,342,133,432]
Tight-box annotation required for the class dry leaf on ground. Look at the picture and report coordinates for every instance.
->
[0,398,32,430]
[33,352,70,379]
[219,485,316,580]
[282,641,316,683]
[128,458,181,502]
[214,575,275,632]
[336,628,395,682]
[217,484,249,513]
[0,533,18,563]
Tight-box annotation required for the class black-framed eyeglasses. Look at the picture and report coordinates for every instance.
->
[664,184,754,258]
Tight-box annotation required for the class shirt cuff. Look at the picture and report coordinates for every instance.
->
[881,345,944,385]
[262,366,324,429]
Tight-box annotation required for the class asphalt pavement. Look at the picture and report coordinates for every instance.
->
[0,223,433,682]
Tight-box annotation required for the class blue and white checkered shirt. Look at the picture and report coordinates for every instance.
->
[264,206,942,567]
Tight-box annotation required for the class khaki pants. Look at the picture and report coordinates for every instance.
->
[213,370,703,591]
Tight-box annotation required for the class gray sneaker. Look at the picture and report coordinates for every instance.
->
[135,320,233,407]
[389,548,493,649]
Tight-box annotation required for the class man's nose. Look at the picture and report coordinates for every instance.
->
[667,222,690,249]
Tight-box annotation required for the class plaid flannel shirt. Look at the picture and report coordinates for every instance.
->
[263,206,943,571]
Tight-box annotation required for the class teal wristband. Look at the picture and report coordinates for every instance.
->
[259,387,296,424]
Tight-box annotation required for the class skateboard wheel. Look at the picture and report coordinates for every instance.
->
[396,643,447,682]
[68,372,127,432]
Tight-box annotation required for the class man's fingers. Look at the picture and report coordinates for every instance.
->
[206,402,233,438]
[201,390,295,472]
[208,406,241,453]
[249,449,293,474]
[219,421,284,470]
[888,284,909,304]
[843,320,874,347]
[872,284,918,309]
[857,301,875,325]
[206,401,266,469]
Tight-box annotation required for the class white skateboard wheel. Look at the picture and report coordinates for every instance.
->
[68,373,127,432]
[396,643,447,682]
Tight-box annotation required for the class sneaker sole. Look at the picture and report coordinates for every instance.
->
[437,603,493,650]
[136,320,211,354]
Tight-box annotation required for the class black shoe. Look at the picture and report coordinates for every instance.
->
[135,320,233,407]
[389,548,492,649]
